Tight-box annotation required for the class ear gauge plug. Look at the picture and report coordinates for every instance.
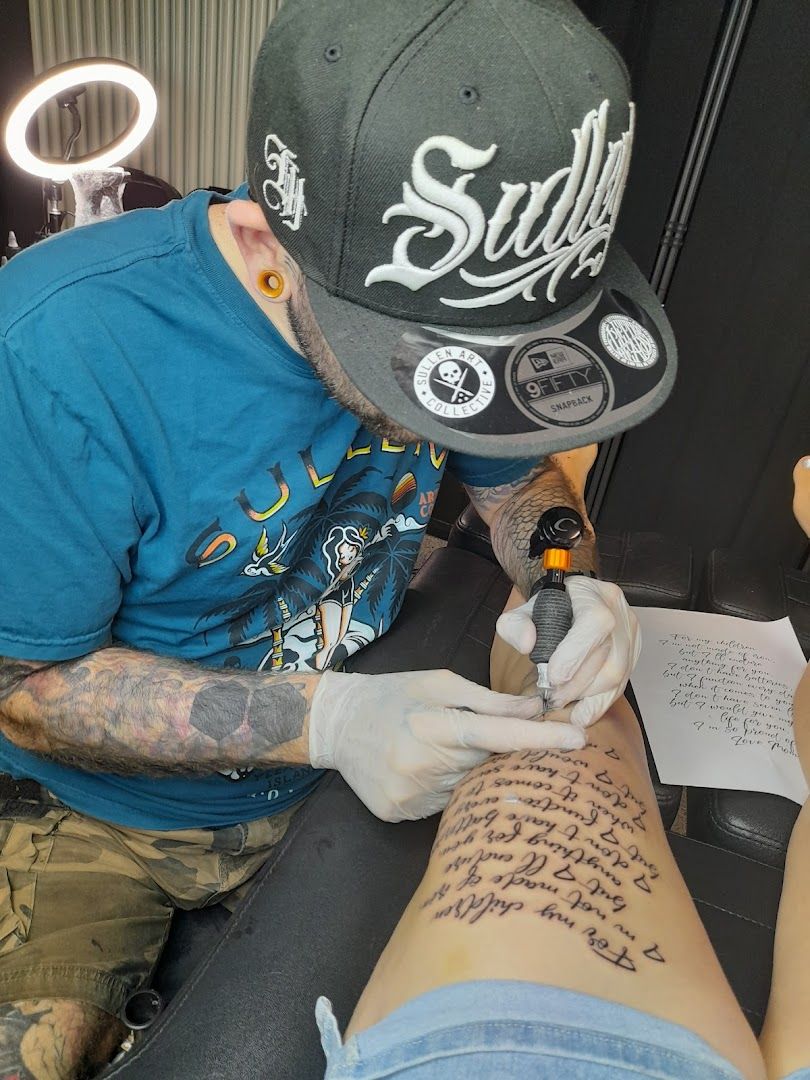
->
[257,270,285,298]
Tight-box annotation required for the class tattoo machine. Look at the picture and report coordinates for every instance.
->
[529,506,585,712]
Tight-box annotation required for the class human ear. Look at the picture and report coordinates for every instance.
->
[226,199,292,304]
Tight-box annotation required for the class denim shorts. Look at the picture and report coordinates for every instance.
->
[316,980,810,1079]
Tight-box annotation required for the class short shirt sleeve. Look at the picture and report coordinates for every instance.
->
[447,450,542,489]
[0,339,138,660]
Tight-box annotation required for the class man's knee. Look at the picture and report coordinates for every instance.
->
[0,998,125,1079]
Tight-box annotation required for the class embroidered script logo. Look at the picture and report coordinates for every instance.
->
[262,133,307,231]
[365,100,634,310]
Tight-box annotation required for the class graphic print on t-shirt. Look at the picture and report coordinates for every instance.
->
[199,441,448,675]
[0,186,536,832]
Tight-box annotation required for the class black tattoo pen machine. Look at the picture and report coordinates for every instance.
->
[529,506,585,712]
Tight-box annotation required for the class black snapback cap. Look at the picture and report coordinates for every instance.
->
[247,0,676,458]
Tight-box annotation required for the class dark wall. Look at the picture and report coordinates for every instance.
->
[600,0,810,569]
[577,0,727,276]
[0,0,41,249]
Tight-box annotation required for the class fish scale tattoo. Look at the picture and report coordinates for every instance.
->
[466,461,598,599]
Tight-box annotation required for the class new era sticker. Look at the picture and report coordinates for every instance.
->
[506,339,611,428]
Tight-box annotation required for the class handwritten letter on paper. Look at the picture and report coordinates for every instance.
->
[630,610,808,804]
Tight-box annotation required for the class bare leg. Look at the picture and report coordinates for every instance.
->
[0,998,125,1079]
[793,456,810,538]
[348,646,764,1079]
[758,662,810,1078]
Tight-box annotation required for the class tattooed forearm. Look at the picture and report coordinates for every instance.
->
[469,459,598,597]
[188,681,306,745]
[464,459,553,518]
[0,659,53,700]
[0,997,122,1080]
[0,650,315,776]
[421,743,664,973]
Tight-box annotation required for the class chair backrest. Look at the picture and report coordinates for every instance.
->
[122,169,182,211]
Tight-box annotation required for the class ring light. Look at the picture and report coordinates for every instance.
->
[4,59,157,182]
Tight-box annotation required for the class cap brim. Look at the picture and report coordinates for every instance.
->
[306,242,676,459]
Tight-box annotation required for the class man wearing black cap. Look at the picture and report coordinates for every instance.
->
[0,0,675,1070]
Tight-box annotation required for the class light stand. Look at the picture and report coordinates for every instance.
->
[40,84,86,237]
[3,59,157,248]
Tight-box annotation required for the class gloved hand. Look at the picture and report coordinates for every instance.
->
[309,668,587,822]
[496,577,641,728]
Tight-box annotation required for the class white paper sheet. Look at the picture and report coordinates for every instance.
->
[630,609,809,804]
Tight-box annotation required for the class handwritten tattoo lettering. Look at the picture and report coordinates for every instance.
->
[424,746,665,972]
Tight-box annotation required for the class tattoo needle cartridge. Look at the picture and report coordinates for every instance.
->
[528,507,584,713]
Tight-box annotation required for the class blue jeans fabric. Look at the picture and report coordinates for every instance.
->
[316,980,803,1079]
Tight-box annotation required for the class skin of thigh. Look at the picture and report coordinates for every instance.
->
[793,456,810,538]
[790,660,810,780]
[348,655,765,1079]
[758,662,810,1079]
[0,997,125,1080]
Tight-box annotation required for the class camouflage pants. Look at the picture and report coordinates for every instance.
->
[0,796,296,1018]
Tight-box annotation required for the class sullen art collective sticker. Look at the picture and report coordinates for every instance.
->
[412,345,496,420]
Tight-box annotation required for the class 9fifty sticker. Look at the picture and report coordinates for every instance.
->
[506,339,610,428]
[413,346,496,419]
[599,314,659,369]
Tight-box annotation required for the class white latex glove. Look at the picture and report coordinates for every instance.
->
[496,577,641,729]
[309,668,587,822]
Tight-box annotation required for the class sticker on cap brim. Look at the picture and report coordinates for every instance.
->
[390,289,670,440]
[413,346,496,419]
[599,314,659,369]
[506,338,610,428]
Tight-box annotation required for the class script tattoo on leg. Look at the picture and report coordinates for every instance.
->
[422,745,665,973]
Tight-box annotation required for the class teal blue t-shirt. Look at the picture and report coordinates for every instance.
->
[0,189,534,830]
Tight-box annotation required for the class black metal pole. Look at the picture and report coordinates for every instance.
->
[587,0,756,523]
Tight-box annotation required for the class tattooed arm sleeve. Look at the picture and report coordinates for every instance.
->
[465,458,598,599]
[0,649,316,776]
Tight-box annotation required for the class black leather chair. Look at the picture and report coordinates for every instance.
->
[101,545,783,1079]
[687,549,810,869]
[701,548,810,655]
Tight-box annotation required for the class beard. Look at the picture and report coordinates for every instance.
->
[286,287,422,446]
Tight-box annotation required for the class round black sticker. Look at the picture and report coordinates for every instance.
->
[506,338,610,428]
[412,346,496,420]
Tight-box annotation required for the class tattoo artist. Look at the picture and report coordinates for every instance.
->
[0,0,676,1073]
